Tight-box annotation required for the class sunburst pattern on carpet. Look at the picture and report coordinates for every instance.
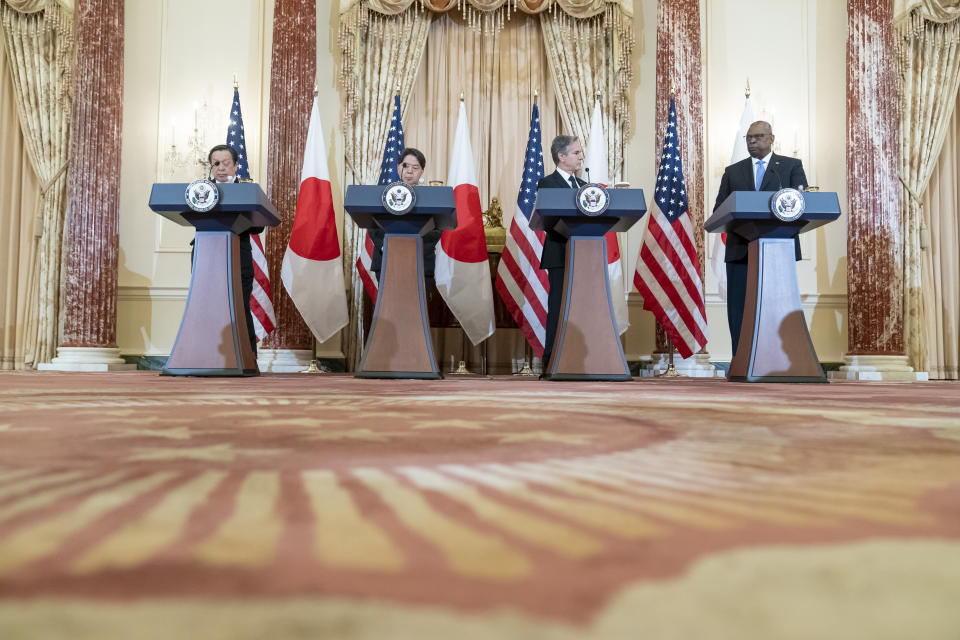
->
[0,372,959,638]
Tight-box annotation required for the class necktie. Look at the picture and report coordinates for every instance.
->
[755,160,766,190]
[568,175,578,189]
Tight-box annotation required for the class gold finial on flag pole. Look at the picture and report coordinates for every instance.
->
[459,89,465,102]
[395,83,401,95]
[745,77,751,98]
[595,88,601,100]
[313,82,318,97]
[533,88,538,104]
[233,72,238,89]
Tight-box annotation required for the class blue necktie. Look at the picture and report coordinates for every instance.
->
[568,175,578,189]
[755,159,766,190]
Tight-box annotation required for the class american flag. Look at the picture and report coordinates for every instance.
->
[633,98,707,358]
[228,86,276,341]
[494,103,548,356]
[356,94,404,302]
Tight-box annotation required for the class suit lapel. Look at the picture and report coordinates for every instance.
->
[759,154,781,191]
[739,158,755,190]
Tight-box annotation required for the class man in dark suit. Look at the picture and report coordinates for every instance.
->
[537,135,585,368]
[713,120,807,355]
[196,144,263,356]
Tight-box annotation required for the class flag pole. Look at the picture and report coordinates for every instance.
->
[300,75,325,374]
[516,343,536,376]
[452,328,473,375]
[518,86,541,377]
[656,336,685,377]
[450,86,475,376]
[655,89,685,378]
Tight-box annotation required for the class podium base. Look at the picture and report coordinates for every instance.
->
[38,347,137,372]
[257,349,315,373]
[645,353,719,378]
[828,355,929,382]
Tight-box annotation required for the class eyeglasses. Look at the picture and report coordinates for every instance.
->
[744,134,769,142]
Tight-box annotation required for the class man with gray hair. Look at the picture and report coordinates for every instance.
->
[537,135,585,369]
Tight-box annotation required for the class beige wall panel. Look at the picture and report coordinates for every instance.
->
[622,0,847,363]
[118,0,271,355]
[701,0,848,362]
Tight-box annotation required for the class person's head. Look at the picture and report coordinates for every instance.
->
[397,148,426,186]
[551,135,583,173]
[208,144,239,182]
[745,121,774,159]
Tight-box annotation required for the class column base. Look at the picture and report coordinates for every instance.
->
[643,352,719,378]
[828,355,929,382]
[37,347,137,372]
[257,348,315,373]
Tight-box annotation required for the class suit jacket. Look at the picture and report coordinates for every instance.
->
[368,228,442,278]
[191,176,263,281]
[713,153,807,263]
[537,170,585,269]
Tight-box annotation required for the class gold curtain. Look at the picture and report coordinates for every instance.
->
[338,5,431,367]
[895,0,960,25]
[405,12,561,215]
[337,0,632,368]
[0,36,39,369]
[920,92,960,379]
[539,6,632,182]
[0,1,74,368]
[339,0,632,20]
[898,11,960,372]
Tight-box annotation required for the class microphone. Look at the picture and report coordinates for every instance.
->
[767,163,783,191]
[584,167,591,184]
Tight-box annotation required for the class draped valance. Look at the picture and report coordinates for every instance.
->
[2,0,73,14]
[339,0,631,19]
[894,0,960,26]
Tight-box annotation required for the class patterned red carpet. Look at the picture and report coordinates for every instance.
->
[1,371,959,639]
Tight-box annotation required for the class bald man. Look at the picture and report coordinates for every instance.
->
[713,120,807,356]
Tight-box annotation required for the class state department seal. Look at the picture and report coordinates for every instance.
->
[769,187,806,222]
[576,183,610,217]
[381,181,416,215]
[185,179,220,213]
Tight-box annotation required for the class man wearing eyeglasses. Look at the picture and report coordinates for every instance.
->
[713,120,807,356]
[189,144,262,357]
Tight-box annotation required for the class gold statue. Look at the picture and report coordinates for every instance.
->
[484,196,504,229]
[483,197,506,254]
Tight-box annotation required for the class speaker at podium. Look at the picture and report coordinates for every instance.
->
[706,189,841,382]
[531,184,646,381]
[149,181,281,377]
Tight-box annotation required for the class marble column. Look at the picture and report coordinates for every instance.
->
[645,0,716,378]
[40,0,133,372]
[257,0,318,372]
[832,0,926,381]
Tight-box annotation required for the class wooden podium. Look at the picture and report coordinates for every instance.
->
[148,183,280,376]
[531,188,646,381]
[345,185,457,379]
[705,191,841,382]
